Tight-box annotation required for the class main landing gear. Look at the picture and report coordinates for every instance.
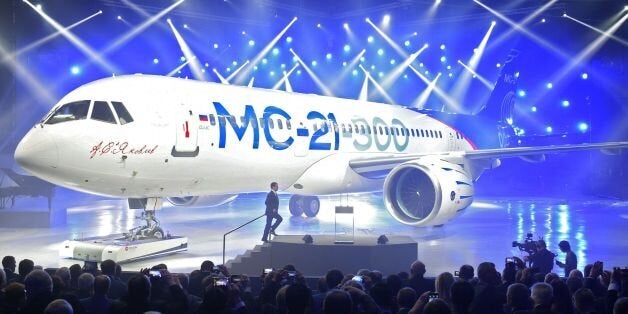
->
[289,195,320,217]
[126,198,165,240]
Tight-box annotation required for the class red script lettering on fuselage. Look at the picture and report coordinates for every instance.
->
[89,141,158,159]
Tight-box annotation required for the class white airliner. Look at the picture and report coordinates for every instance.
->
[14,51,628,239]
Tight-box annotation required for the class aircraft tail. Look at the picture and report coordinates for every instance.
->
[476,49,520,123]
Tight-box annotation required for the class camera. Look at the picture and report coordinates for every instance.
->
[505,257,515,264]
[512,233,539,255]
[214,278,229,287]
[428,292,439,302]
[230,275,242,283]
[454,271,460,277]
[263,268,273,275]
[352,275,363,283]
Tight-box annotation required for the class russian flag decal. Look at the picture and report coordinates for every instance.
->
[199,114,208,122]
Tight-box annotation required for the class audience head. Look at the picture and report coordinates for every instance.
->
[18,259,34,277]
[436,272,455,301]
[566,276,584,295]
[558,240,571,252]
[369,282,394,309]
[55,267,71,287]
[584,264,592,277]
[507,283,531,310]
[202,287,227,313]
[24,269,53,298]
[283,264,297,272]
[451,281,474,310]
[127,274,151,302]
[100,259,116,276]
[531,282,553,307]
[2,255,16,272]
[200,260,214,272]
[614,297,628,314]
[44,299,73,314]
[93,275,109,295]
[423,298,452,314]
[115,264,122,278]
[4,282,26,306]
[77,273,95,294]
[398,271,410,281]
[69,264,82,283]
[177,273,189,291]
[325,269,343,290]
[459,264,474,281]
[397,287,418,309]
[386,274,403,295]
[536,240,547,250]
[569,269,584,279]
[544,272,559,283]
[573,288,595,313]
[477,262,497,284]
[323,289,352,314]
[410,260,426,277]
[286,283,312,314]
[503,265,516,284]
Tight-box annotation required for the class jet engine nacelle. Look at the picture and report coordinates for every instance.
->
[166,194,238,207]
[383,157,474,226]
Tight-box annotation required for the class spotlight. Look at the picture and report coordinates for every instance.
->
[153,58,159,64]
[517,89,526,97]
[546,126,553,133]
[343,44,351,52]
[316,23,322,28]
[531,106,537,112]
[367,36,374,43]
[578,122,588,132]
[390,59,396,65]
[491,21,496,26]
[404,40,410,47]
[581,73,588,80]
[311,60,317,66]
[213,43,219,49]
[262,58,267,64]
[561,100,570,107]
[440,44,446,50]
[352,69,358,76]
[232,60,238,66]
[70,66,81,75]
[496,63,501,68]
[302,234,313,244]
[546,82,553,89]
[167,18,171,23]
[248,40,255,46]
[272,48,279,56]
[377,48,384,56]
[183,24,188,29]
[377,235,388,244]
[403,74,408,79]
[179,56,186,62]
[117,15,122,20]
[241,30,246,35]
[286,36,292,43]
[343,22,349,30]
[440,56,446,63]
[382,14,391,25]
[326,53,332,60]
[342,61,347,66]
[542,18,546,23]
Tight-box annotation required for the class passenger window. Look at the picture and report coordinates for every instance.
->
[278,119,283,129]
[45,100,90,124]
[259,118,265,127]
[210,114,216,125]
[348,124,353,133]
[111,102,134,124]
[379,126,383,134]
[360,125,366,134]
[286,120,292,130]
[342,124,347,133]
[219,116,226,127]
[385,127,389,135]
[91,101,117,124]
[269,118,274,129]
[411,129,415,137]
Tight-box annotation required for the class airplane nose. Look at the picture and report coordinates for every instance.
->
[15,129,59,173]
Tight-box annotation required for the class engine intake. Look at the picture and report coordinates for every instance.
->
[383,158,474,226]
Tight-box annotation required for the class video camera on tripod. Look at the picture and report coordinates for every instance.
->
[512,233,540,255]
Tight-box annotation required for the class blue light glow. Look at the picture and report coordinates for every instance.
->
[232,61,238,66]
[578,122,588,132]
[581,73,588,80]
[440,56,446,63]
[546,126,553,133]
[352,69,358,76]
[272,48,279,55]
[404,40,410,47]
[311,60,317,66]
[390,59,396,65]
[213,43,219,49]
[248,40,255,46]
[286,36,293,43]
[70,66,80,75]
[440,44,446,50]
[377,49,384,56]
[546,82,553,89]
[517,90,526,97]
[153,58,159,64]
[342,61,347,66]
[326,53,332,60]
[343,44,351,52]
[180,56,186,62]
[561,100,570,107]
[262,58,268,64]
[367,36,374,43]
[531,106,537,112]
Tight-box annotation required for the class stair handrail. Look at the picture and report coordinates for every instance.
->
[223,213,266,265]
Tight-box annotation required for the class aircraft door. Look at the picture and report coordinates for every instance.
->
[172,106,199,157]
[447,132,456,151]
[293,121,308,157]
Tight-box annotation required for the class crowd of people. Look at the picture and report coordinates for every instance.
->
[1,254,627,314]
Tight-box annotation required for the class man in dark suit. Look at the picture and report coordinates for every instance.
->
[262,182,282,242]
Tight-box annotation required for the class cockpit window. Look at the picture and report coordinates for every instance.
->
[111,101,134,124]
[91,101,117,124]
[44,100,89,125]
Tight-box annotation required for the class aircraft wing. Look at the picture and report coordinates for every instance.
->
[348,141,628,177]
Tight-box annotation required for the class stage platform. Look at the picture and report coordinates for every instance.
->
[226,235,417,276]
[0,190,627,276]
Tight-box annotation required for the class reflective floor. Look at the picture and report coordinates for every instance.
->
[0,190,627,276]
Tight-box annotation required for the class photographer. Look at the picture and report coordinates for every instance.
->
[555,240,577,277]
[527,240,554,275]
